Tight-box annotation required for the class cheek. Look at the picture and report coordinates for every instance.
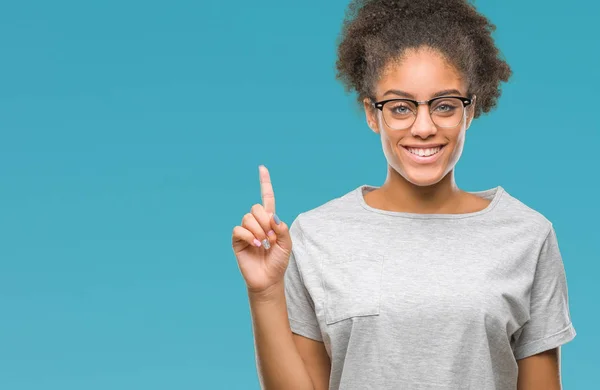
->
[379,130,410,175]
[448,130,467,161]
[380,129,399,157]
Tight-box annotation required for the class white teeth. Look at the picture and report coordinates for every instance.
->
[407,146,442,157]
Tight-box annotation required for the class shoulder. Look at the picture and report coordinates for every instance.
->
[289,185,363,239]
[495,186,554,240]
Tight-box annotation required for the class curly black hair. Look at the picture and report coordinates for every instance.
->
[335,0,512,118]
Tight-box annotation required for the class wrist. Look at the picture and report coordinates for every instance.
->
[247,281,285,303]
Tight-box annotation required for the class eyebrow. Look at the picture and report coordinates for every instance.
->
[381,88,463,99]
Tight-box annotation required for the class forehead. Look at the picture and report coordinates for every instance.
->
[375,48,467,98]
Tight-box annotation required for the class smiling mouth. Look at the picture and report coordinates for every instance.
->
[402,145,446,157]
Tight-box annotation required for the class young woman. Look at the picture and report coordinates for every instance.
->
[231,1,576,389]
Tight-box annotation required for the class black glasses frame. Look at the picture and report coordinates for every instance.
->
[370,95,474,129]
[371,96,473,111]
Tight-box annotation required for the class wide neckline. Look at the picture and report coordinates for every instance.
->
[355,184,504,220]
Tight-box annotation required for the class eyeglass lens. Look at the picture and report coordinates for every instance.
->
[382,97,465,129]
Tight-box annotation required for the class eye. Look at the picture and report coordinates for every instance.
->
[386,101,415,116]
[432,99,460,114]
[393,105,410,114]
[434,104,454,112]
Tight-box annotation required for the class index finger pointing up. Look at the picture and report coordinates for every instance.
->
[259,165,276,214]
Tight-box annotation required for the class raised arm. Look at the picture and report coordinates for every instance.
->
[232,165,326,389]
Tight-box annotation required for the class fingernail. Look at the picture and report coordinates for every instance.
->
[261,239,271,250]
[267,230,275,236]
[253,239,262,247]
[273,214,281,225]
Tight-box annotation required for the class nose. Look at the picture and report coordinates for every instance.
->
[411,104,437,138]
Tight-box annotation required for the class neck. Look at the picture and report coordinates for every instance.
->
[373,166,464,214]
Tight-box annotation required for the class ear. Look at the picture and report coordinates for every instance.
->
[363,98,380,134]
[465,95,477,130]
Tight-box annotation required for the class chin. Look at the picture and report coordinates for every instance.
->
[392,162,449,187]
[404,172,446,187]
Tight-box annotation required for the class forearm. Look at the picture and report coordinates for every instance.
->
[248,282,314,390]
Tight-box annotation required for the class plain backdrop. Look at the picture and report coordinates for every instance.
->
[0,0,598,388]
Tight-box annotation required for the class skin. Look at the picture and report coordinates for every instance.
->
[233,46,562,389]
[362,46,488,214]
[232,167,317,390]
[517,348,562,390]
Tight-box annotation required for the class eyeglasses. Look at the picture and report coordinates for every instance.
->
[371,95,474,130]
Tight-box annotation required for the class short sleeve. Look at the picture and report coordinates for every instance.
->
[512,224,576,360]
[284,217,323,342]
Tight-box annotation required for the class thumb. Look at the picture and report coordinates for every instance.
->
[270,213,291,248]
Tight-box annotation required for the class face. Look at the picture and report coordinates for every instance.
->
[363,47,476,187]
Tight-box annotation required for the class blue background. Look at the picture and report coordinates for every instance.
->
[0,0,598,388]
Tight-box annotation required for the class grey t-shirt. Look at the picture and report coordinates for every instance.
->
[284,185,576,390]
